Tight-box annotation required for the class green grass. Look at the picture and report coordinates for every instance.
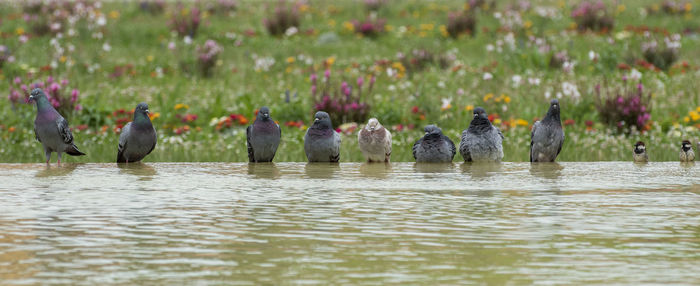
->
[1,0,700,163]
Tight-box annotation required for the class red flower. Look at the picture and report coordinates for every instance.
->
[564,119,575,126]
[411,106,420,114]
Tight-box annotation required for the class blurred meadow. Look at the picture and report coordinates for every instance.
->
[0,0,699,162]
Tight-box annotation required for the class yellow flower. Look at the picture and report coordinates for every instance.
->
[149,112,161,120]
[465,105,474,111]
[695,106,700,113]
[684,116,691,123]
[420,23,434,31]
[483,93,494,102]
[418,31,427,38]
[286,57,295,64]
[684,3,691,11]
[326,56,336,66]
[385,25,394,32]
[15,27,24,35]
[59,56,67,63]
[109,10,120,19]
[617,4,626,13]
[523,20,532,29]
[515,119,529,126]
[147,55,154,62]
[343,21,354,32]
[439,25,448,37]
[174,103,189,110]
[493,118,502,125]
[690,111,700,121]
[504,96,511,103]
[285,66,293,73]
[299,4,309,13]
[328,19,336,27]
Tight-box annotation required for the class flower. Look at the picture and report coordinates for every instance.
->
[174,103,190,110]
[441,98,452,111]
[465,105,474,111]
[483,72,493,80]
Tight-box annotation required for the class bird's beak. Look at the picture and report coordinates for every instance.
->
[473,113,478,118]
[28,95,35,102]
[145,109,150,114]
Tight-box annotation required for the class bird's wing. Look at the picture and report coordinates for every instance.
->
[412,137,423,160]
[246,125,254,162]
[445,135,456,158]
[384,129,392,158]
[530,121,540,162]
[555,128,564,157]
[330,132,341,162]
[117,122,131,162]
[146,127,157,156]
[495,125,504,140]
[460,130,472,162]
[34,123,41,143]
[56,117,74,144]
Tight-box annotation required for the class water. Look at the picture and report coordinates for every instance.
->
[1,162,699,285]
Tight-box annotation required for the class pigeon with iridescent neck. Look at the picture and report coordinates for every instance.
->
[304,111,341,162]
[358,118,392,162]
[29,88,85,165]
[530,99,565,162]
[460,107,504,162]
[117,102,157,163]
[247,106,281,162]
[413,125,455,163]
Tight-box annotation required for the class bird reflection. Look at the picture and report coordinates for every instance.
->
[529,162,563,180]
[359,162,392,179]
[247,162,280,179]
[35,163,80,177]
[413,162,455,173]
[304,162,340,179]
[461,162,502,179]
[118,162,157,180]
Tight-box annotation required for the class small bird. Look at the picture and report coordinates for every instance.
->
[117,103,157,163]
[358,118,392,163]
[413,125,456,163]
[29,88,85,165]
[633,141,649,163]
[680,139,695,162]
[246,106,281,162]
[304,111,341,162]
[530,99,565,162]
[460,107,504,162]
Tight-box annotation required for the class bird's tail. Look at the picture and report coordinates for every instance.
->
[66,144,86,156]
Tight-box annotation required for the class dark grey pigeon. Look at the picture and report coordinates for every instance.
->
[460,107,504,162]
[117,102,157,163]
[304,111,341,162]
[29,88,85,165]
[530,99,564,162]
[412,125,456,163]
[246,106,281,162]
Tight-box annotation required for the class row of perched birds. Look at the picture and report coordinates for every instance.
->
[27,88,694,165]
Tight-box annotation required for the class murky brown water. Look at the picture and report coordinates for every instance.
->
[1,162,699,285]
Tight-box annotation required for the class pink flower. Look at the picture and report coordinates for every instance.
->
[13,77,21,85]
[71,89,79,103]
[50,82,60,93]
[310,73,317,84]
[357,76,364,87]
[324,69,330,79]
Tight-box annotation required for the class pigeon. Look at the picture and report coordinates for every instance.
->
[530,99,565,162]
[413,125,456,163]
[459,107,504,162]
[680,139,695,162]
[29,88,85,165]
[246,106,281,162]
[633,141,648,163]
[358,118,392,163]
[117,102,157,163]
[304,111,341,162]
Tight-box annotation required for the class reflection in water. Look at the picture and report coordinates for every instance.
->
[358,162,392,179]
[413,162,455,173]
[461,162,502,179]
[247,162,280,179]
[118,162,157,180]
[529,162,564,180]
[304,162,340,179]
[34,163,80,177]
[2,162,700,285]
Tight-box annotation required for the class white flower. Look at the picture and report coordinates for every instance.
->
[388,84,396,91]
[629,68,642,81]
[511,74,522,87]
[486,44,495,52]
[168,41,176,50]
[561,81,580,99]
[102,42,111,52]
[562,61,575,73]
[483,72,493,80]
[386,68,395,77]
[437,81,446,88]
[528,77,541,86]
[284,26,298,37]
[96,16,106,26]
[184,36,192,45]
[588,50,598,61]
[441,98,452,110]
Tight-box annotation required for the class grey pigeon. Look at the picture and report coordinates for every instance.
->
[412,125,456,163]
[117,102,157,163]
[633,141,648,163]
[680,139,695,162]
[530,99,564,162]
[460,107,504,162]
[304,111,341,162]
[358,118,392,162]
[246,106,281,162]
[29,88,85,165]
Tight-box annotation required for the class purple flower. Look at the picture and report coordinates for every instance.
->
[71,89,79,103]
[50,82,61,93]
[357,76,364,87]
[617,96,624,104]
[637,83,643,93]
[324,69,330,80]
[311,85,317,95]
[13,77,21,85]
[310,73,317,84]
[61,79,68,86]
